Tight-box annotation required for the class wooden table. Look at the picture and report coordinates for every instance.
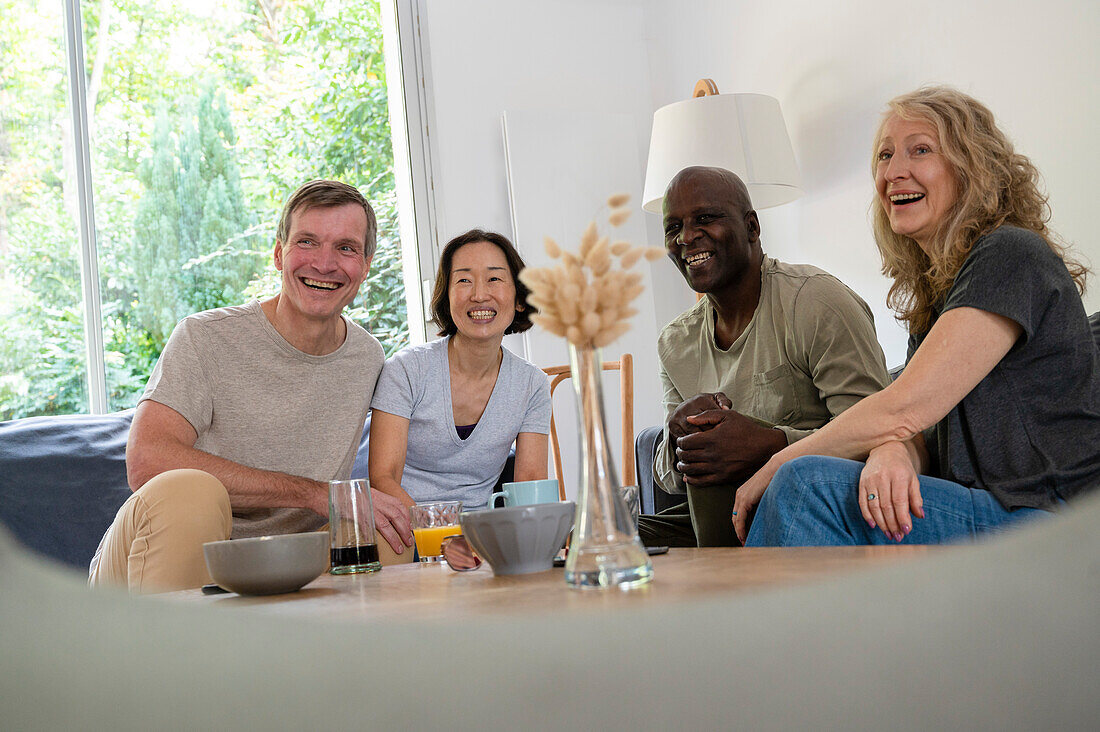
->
[164,546,930,623]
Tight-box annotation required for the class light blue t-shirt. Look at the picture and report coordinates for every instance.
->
[370,337,551,509]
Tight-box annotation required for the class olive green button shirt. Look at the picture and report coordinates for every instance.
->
[655,256,890,495]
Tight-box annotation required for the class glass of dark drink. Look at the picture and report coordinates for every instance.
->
[329,479,382,574]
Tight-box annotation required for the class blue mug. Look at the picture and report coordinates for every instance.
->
[490,479,560,508]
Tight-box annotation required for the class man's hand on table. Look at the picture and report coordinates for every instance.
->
[371,488,415,554]
[310,479,413,554]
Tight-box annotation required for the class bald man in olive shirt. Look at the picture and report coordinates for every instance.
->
[642,167,889,546]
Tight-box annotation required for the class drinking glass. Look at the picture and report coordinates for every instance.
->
[329,479,382,574]
[409,501,463,563]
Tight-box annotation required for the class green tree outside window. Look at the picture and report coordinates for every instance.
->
[0,0,410,420]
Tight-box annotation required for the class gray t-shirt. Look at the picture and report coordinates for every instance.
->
[370,337,551,510]
[140,300,384,538]
[910,226,1100,510]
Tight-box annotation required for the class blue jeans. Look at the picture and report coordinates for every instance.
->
[744,456,1049,547]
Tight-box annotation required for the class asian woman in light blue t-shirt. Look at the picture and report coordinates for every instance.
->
[369,230,551,517]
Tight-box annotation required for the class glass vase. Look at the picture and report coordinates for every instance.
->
[563,343,653,589]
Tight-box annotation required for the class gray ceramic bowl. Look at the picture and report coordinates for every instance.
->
[460,502,574,576]
[203,531,329,595]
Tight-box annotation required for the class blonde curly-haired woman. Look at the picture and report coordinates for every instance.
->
[731,86,1099,546]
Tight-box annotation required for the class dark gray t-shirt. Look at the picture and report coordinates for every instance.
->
[908,226,1100,510]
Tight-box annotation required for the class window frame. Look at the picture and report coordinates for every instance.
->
[63,0,107,413]
[387,0,442,343]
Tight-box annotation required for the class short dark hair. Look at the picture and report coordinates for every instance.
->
[430,229,535,337]
[276,180,378,260]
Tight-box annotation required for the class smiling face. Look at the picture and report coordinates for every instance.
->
[273,202,371,326]
[447,239,520,344]
[662,167,761,298]
[874,116,959,253]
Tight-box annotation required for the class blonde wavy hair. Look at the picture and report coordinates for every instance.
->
[871,86,1087,335]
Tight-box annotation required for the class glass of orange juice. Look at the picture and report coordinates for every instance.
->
[409,501,463,563]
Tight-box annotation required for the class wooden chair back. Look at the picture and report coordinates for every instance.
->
[542,353,634,500]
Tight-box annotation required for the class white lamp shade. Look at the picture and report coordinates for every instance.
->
[642,93,802,213]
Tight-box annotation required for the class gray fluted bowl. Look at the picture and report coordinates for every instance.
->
[203,531,329,595]
[460,502,574,576]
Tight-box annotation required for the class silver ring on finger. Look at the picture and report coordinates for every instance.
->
[866,493,876,501]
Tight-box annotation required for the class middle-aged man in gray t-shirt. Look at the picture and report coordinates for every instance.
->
[639,166,890,547]
[89,180,414,593]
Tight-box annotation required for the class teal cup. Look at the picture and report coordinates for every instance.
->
[490,479,560,508]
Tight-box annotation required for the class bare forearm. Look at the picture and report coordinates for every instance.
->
[369,473,416,508]
[766,387,921,469]
[366,410,415,508]
[776,306,1022,469]
[127,441,327,515]
[899,433,930,474]
[513,432,549,482]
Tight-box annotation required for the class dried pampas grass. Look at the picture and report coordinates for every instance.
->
[519,194,664,349]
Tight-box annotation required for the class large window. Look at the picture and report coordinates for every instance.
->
[0,0,420,419]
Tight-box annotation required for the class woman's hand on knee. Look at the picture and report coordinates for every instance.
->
[732,458,778,544]
[860,442,924,541]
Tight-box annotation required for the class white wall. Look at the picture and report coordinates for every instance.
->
[416,0,1099,436]
[643,0,1100,365]
[419,0,654,238]
[413,0,699,399]
[416,0,665,493]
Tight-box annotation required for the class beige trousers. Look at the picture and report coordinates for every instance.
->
[377,534,415,565]
[88,469,232,594]
[89,469,414,592]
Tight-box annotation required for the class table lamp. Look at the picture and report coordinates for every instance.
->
[642,79,802,213]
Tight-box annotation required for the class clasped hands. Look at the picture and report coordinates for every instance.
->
[673,394,927,545]
[670,392,786,489]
